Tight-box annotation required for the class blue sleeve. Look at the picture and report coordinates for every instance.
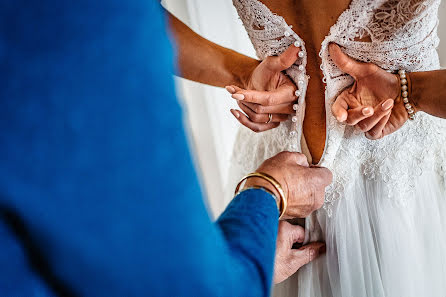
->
[0,1,278,297]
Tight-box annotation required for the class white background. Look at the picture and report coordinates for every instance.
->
[163,0,446,217]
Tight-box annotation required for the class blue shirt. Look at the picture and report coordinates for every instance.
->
[0,1,279,296]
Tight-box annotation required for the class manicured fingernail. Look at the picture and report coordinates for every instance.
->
[230,109,240,118]
[232,94,245,101]
[382,99,394,110]
[362,107,373,116]
[365,132,372,139]
[225,86,236,94]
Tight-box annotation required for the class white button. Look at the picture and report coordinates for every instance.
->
[298,65,305,71]
[284,31,291,37]
[293,104,298,111]
[298,80,304,86]
[292,116,298,123]
[294,41,301,47]
[290,131,297,137]
[298,51,305,58]
[295,90,301,97]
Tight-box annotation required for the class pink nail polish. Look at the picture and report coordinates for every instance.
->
[225,86,236,94]
[382,99,394,110]
[232,94,245,101]
[231,110,240,118]
[362,107,373,116]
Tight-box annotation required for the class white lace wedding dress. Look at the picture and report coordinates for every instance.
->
[229,0,446,296]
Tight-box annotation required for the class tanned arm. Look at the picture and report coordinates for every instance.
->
[409,70,446,119]
[167,12,259,88]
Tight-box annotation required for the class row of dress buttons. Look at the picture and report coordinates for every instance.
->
[285,27,305,145]
[285,28,306,102]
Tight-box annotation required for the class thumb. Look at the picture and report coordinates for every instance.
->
[267,44,301,72]
[291,242,326,268]
[329,43,365,79]
[307,166,333,187]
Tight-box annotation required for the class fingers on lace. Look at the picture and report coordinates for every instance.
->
[356,99,393,132]
[346,106,374,125]
[267,45,301,72]
[276,151,308,167]
[332,91,360,123]
[365,112,391,140]
[230,109,280,133]
[331,96,348,122]
[328,43,366,80]
[237,102,288,123]
[293,152,310,167]
[292,242,325,268]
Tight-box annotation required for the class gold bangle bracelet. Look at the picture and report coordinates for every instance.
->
[234,172,287,220]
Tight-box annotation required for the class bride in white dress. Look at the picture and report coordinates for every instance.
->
[228,0,446,296]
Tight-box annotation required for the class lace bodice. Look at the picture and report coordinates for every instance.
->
[231,0,446,215]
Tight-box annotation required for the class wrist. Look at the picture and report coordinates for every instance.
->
[244,177,281,210]
[233,57,260,89]
[407,72,422,113]
[235,172,287,219]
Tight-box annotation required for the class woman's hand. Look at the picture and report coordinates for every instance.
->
[244,151,333,219]
[226,45,301,133]
[273,221,325,284]
[242,152,330,283]
[329,44,410,139]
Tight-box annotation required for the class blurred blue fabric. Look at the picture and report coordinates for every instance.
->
[0,1,279,296]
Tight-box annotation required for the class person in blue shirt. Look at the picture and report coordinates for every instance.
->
[0,1,332,296]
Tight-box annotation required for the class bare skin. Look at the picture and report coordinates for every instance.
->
[168,1,353,163]
[330,44,446,138]
[258,0,351,163]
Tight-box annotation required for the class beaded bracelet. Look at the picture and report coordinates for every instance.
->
[398,70,415,121]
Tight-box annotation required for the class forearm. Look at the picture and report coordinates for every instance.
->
[167,11,259,88]
[216,189,279,297]
[409,69,446,118]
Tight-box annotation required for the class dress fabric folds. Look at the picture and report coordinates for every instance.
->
[229,0,446,296]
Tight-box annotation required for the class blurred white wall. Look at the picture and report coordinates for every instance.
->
[163,0,446,217]
[162,0,256,216]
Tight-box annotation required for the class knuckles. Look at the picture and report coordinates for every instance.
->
[253,105,265,114]
[251,113,263,122]
[356,122,370,132]
[312,191,325,210]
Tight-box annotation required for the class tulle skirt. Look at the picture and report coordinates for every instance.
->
[274,168,446,297]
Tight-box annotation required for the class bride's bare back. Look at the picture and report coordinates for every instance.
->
[260,0,351,163]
